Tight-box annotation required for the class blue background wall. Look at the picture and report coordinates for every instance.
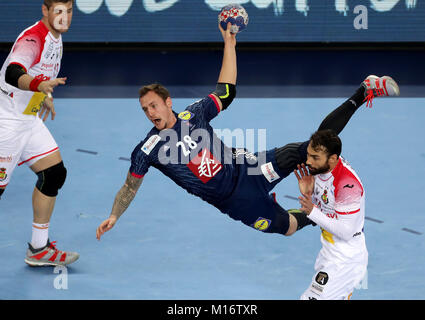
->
[1,47,423,98]
[1,1,424,42]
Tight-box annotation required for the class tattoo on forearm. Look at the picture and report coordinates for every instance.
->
[111,174,142,219]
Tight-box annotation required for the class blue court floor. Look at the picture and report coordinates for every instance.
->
[0,95,424,300]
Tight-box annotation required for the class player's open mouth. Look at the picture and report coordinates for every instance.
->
[153,119,161,125]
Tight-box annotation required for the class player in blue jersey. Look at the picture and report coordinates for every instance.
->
[96,24,399,240]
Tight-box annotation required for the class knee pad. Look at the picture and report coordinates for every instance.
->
[35,161,67,197]
[268,202,290,235]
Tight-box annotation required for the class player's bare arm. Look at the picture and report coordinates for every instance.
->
[218,22,237,85]
[212,22,237,112]
[96,172,143,240]
[28,77,66,121]
[16,74,67,96]
[5,63,67,121]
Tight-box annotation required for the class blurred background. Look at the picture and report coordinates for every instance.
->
[1,0,424,98]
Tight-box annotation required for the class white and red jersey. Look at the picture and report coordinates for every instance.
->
[308,157,368,265]
[0,20,62,128]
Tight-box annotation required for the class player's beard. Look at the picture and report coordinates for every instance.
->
[308,162,331,176]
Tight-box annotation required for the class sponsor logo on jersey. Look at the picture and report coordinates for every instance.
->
[260,162,280,183]
[141,135,161,155]
[178,111,194,121]
[0,156,12,163]
[45,42,54,59]
[232,148,257,162]
[187,148,222,184]
[311,283,324,293]
[315,271,329,286]
[1,86,14,98]
[326,212,338,219]
[321,189,329,204]
[0,86,9,96]
[252,217,271,231]
[0,168,8,182]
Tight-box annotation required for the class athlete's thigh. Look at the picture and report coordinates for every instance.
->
[226,191,290,235]
[0,126,30,188]
[18,119,61,172]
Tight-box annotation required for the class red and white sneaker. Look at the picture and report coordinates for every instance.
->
[25,240,79,267]
[362,75,400,108]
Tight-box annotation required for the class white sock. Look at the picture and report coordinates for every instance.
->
[31,222,49,249]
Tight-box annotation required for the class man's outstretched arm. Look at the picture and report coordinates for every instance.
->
[217,23,237,86]
[212,22,237,112]
[96,172,143,240]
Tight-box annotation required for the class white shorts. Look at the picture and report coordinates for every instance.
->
[300,260,367,300]
[0,118,58,187]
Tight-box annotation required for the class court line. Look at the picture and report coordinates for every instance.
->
[364,217,384,223]
[76,149,98,155]
[401,228,423,235]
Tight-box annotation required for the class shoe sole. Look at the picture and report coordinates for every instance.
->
[25,256,79,267]
[382,76,400,96]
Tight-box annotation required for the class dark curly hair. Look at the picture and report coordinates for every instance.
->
[309,129,342,158]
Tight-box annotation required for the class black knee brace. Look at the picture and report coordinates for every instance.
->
[288,209,316,230]
[35,161,67,197]
[0,188,4,199]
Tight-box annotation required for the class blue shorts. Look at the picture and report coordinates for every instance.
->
[217,148,294,235]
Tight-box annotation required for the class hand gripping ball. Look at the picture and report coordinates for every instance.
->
[218,4,249,34]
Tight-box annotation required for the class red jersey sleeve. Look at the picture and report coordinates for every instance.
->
[9,27,45,71]
[334,173,363,215]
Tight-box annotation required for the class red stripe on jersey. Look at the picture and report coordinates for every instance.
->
[131,172,144,179]
[18,147,59,166]
[336,209,360,215]
[208,94,221,113]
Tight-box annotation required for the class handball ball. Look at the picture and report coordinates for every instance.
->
[218,4,249,34]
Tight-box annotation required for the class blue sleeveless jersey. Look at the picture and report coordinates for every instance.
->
[130,94,291,228]
[130,95,239,206]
